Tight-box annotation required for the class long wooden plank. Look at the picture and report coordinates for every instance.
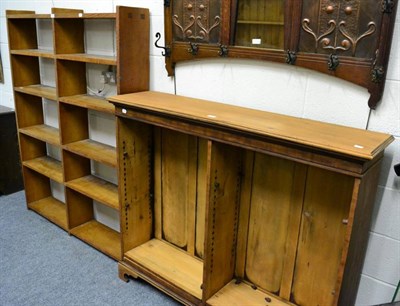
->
[108,91,393,160]
[56,53,116,65]
[125,239,203,299]
[161,129,191,248]
[23,156,63,183]
[59,95,114,114]
[195,138,209,259]
[10,49,55,58]
[245,154,299,293]
[207,280,295,306]
[66,175,118,210]
[70,220,121,260]
[19,124,60,146]
[291,167,354,305]
[28,197,67,230]
[63,139,116,167]
[14,84,57,100]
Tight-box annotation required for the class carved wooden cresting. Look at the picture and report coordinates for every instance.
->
[161,0,398,108]
[172,0,221,43]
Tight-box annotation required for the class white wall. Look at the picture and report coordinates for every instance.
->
[1,1,399,304]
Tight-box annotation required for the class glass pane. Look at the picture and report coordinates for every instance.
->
[234,0,284,49]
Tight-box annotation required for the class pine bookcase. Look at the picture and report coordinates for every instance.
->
[7,6,149,260]
[109,91,393,306]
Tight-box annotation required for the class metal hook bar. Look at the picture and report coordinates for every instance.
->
[154,32,171,57]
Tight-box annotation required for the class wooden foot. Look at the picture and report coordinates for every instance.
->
[118,262,139,282]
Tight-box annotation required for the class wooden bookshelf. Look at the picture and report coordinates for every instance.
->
[110,91,393,306]
[7,6,149,261]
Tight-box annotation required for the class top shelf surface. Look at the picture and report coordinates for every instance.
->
[109,91,394,160]
[7,12,115,19]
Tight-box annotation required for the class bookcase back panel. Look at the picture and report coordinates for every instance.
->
[159,129,205,255]
[245,153,301,294]
[291,167,354,305]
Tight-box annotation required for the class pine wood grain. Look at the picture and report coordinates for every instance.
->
[23,156,63,183]
[66,175,118,210]
[117,118,153,253]
[10,49,55,58]
[56,53,116,65]
[63,139,117,168]
[19,124,60,146]
[59,95,114,114]
[207,280,295,306]
[28,197,67,230]
[109,91,393,160]
[14,84,57,100]
[245,154,300,293]
[70,220,121,260]
[125,239,203,299]
[291,167,354,305]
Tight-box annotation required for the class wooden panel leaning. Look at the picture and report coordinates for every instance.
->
[109,91,393,306]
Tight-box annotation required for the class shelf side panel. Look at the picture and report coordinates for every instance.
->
[203,142,243,300]
[22,167,52,204]
[59,102,89,144]
[118,118,153,253]
[117,6,149,94]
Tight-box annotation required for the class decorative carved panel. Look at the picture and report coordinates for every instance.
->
[172,0,221,43]
[299,0,382,58]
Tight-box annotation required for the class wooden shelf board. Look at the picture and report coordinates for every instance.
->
[70,220,121,260]
[11,49,55,58]
[125,239,203,299]
[109,91,394,160]
[59,95,114,114]
[19,124,60,146]
[28,197,67,230]
[237,20,284,25]
[23,156,63,183]
[207,280,294,306]
[14,84,57,100]
[51,12,116,19]
[57,53,116,65]
[63,139,117,167]
[66,175,118,210]
[7,14,51,19]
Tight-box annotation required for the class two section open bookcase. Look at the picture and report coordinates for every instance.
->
[7,7,149,260]
[109,91,393,306]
